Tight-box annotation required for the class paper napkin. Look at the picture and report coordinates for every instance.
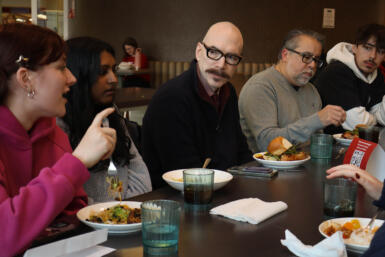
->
[24,229,114,257]
[281,229,347,257]
[210,198,288,224]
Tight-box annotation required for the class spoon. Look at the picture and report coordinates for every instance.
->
[334,147,346,160]
[202,158,211,168]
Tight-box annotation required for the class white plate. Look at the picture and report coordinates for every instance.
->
[77,201,142,235]
[319,217,384,253]
[333,133,353,146]
[252,152,310,170]
[162,169,233,192]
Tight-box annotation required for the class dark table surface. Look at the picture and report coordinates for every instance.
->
[114,87,156,108]
[99,145,383,257]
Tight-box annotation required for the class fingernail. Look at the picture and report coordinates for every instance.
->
[355,173,360,179]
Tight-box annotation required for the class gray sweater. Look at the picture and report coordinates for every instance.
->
[238,66,324,152]
[57,117,152,203]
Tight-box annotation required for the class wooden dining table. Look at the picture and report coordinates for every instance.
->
[97,145,383,257]
[114,87,156,108]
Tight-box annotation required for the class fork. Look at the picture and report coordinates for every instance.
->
[102,118,121,189]
[364,208,382,231]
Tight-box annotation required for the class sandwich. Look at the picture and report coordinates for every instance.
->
[256,136,308,161]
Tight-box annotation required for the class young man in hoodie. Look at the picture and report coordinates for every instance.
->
[315,24,385,134]
[239,29,346,153]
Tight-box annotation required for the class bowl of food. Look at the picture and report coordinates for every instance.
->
[253,137,310,169]
[162,169,233,192]
[77,201,142,234]
[319,217,383,253]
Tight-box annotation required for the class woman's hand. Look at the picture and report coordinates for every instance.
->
[72,108,117,168]
[326,164,383,200]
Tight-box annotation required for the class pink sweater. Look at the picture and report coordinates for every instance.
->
[0,106,90,257]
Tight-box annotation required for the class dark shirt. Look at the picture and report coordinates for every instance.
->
[141,60,252,189]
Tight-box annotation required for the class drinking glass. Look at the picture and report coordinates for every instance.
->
[310,134,333,159]
[323,178,357,218]
[141,200,181,255]
[183,168,214,205]
[358,126,380,143]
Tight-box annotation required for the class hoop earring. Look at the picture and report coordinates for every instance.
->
[27,89,35,98]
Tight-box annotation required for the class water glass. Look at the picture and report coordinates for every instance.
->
[141,200,181,255]
[323,178,357,218]
[310,134,333,159]
[183,168,214,205]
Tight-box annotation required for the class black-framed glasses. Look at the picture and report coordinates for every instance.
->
[201,42,242,65]
[286,48,323,68]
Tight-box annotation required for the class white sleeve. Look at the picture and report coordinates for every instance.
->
[341,106,377,130]
[369,96,385,126]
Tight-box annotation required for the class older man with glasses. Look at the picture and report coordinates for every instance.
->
[238,29,346,153]
[315,24,385,134]
[142,21,252,189]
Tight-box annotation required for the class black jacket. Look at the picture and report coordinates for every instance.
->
[315,60,385,134]
[141,60,252,189]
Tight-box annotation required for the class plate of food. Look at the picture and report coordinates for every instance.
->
[319,217,383,253]
[333,129,358,146]
[253,137,310,169]
[77,201,142,235]
[162,169,233,192]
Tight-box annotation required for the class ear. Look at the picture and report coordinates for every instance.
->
[280,48,289,62]
[14,67,32,91]
[352,44,358,55]
[195,42,202,61]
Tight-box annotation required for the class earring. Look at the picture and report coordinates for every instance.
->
[27,88,35,98]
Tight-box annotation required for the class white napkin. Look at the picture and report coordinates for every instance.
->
[210,198,288,224]
[24,229,114,257]
[281,229,347,257]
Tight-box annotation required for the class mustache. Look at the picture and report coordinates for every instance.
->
[206,69,230,79]
[300,70,314,77]
[366,59,376,65]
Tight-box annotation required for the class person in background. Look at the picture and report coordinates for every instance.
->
[315,24,385,134]
[0,24,116,256]
[326,164,385,256]
[59,37,152,203]
[121,36,150,88]
[238,29,346,153]
[142,21,252,189]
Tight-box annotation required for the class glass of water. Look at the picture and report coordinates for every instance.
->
[141,200,181,255]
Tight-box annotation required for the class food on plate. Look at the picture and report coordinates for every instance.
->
[342,128,359,139]
[255,137,308,161]
[323,219,379,246]
[172,177,183,182]
[87,204,141,224]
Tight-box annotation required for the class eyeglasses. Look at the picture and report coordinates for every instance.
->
[201,42,242,65]
[286,48,323,68]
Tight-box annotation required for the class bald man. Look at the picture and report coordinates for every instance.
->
[142,22,252,189]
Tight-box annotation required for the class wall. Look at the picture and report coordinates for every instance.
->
[68,0,385,63]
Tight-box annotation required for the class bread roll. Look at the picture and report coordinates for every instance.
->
[267,136,293,156]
